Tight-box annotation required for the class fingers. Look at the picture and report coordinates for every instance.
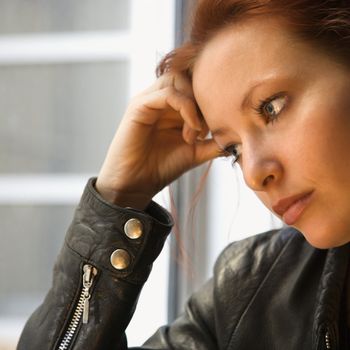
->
[152,72,195,99]
[134,85,202,131]
[193,138,222,166]
[182,121,201,144]
[130,72,211,147]
[166,88,202,131]
[159,72,210,138]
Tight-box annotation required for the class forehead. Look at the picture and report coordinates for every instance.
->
[192,17,308,118]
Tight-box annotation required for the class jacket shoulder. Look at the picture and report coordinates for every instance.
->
[212,227,309,347]
[214,226,304,277]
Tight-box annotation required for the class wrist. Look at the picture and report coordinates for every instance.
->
[94,179,151,210]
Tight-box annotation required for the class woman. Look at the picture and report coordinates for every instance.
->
[17,0,350,349]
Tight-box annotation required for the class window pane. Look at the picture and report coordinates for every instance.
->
[0,62,129,173]
[0,204,75,317]
[0,0,130,34]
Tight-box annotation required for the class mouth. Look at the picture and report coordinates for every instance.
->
[272,191,314,225]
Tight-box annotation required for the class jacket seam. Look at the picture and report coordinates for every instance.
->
[64,237,152,285]
[226,230,296,350]
[85,177,173,227]
[64,237,90,261]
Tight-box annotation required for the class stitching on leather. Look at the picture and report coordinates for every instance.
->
[225,228,296,350]
[64,237,134,278]
[64,221,156,285]
[63,239,146,287]
[64,238,87,260]
[86,177,173,227]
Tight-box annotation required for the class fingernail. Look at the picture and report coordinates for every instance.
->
[190,130,201,144]
[194,123,202,132]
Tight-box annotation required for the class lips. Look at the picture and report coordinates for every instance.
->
[272,191,314,220]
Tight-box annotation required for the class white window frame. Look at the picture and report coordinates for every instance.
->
[0,0,176,347]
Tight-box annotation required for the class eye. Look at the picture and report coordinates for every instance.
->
[254,94,287,123]
[223,144,241,166]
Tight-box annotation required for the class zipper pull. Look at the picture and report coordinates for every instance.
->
[82,294,91,324]
[82,264,97,324]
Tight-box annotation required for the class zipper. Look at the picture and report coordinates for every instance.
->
[57,264,98,350]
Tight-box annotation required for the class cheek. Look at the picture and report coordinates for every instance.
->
[283,85,350,183]
[300,107,350,180]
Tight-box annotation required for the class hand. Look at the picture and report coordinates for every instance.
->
[95,72,220,209]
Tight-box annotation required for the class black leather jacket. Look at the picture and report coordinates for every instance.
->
[17,177,350,349]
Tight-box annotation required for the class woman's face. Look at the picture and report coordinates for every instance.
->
[192,17,350,249]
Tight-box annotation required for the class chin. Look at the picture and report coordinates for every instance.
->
[295,222,350,249]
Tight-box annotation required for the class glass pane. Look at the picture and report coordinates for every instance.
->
[0,204,75,317]
[0,61,129,173]
[0,0,130,34]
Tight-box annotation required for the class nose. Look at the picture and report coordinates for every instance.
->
[241,141,283,192]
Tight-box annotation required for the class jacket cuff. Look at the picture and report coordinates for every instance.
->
[65,177,174,284]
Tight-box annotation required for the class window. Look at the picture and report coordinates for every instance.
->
[0,1,176,348]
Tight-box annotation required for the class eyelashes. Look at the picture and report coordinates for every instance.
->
[253,93,288,123]
[223,144,241,166]
[223,93,288,166]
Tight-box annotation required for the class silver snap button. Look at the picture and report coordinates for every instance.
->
[110,249,131,270]
[124,218,143,239]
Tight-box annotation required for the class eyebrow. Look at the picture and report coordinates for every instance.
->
[211,127,228,137]
[241,80,265,112]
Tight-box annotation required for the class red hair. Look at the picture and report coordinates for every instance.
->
[156,0,350,78]
[160,0,350,273]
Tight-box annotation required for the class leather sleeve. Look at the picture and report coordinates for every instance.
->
[16,177,174,350]
[16,175,291,349]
